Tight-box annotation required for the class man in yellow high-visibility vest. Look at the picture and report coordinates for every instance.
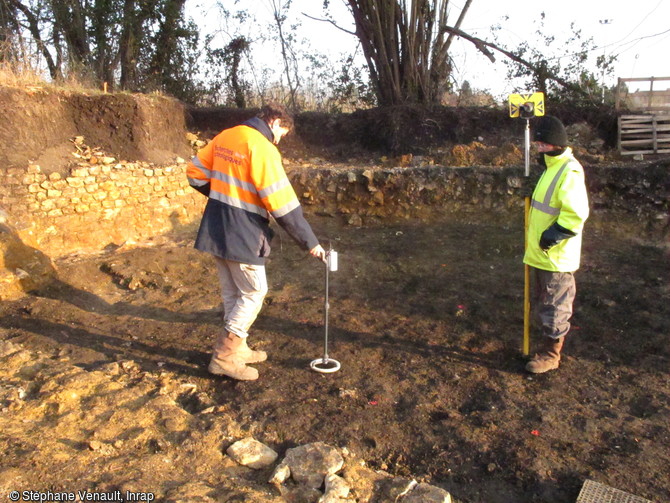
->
[524,116,590,373]
[187,103,326,381]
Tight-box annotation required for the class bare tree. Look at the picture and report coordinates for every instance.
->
[324,1,592,106]
[3,0,61,79]
[267,0,300,109]
[345,0,475,105]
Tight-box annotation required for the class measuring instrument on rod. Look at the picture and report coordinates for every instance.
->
[310,247,341,373]
[508,92,544,357]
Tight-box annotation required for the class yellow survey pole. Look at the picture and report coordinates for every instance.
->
[523,119,531,357]
[508,92,545,357]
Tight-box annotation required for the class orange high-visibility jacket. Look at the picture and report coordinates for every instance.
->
[187,117,319,265]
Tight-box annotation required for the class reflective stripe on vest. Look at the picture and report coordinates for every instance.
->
[187,156,211,187]
[531,160,570,216]
[258,178,301,217]
[209,188,269,218]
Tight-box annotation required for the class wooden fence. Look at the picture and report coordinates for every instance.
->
[618,114,670,155]
[616,77,670,155]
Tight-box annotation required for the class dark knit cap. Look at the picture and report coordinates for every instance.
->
[533,115,568,147]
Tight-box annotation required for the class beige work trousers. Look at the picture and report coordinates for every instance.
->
[214,257,268,339]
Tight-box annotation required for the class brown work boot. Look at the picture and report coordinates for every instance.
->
[237,334,267,364]
[525,336,565,374]
[208,332,259,380]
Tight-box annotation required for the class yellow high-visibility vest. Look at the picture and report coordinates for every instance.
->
[523,147,589,272]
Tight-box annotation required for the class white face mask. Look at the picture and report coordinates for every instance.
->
[270,119,290,144]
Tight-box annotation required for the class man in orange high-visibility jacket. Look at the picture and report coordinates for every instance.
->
[187,103,326,381]
[524,115,589,374]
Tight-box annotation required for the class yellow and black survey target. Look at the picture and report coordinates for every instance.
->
[508,92,545,118]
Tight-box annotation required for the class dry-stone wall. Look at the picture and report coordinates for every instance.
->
[0,158,204,256]
[0,155,205,300]
[287,162,670,234]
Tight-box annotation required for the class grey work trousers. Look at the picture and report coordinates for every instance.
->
[215,257,268,339]
[531,267,576,340]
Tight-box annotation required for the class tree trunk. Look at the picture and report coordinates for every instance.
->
[50,0,91,69]
[90,0,117,89]
[147,0,187,83]
[346,0,459,106]
[118,0,140,89]
[268,0,300,110]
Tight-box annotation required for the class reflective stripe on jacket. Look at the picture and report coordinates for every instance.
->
[187,118,319,265]
[523,147,589,272]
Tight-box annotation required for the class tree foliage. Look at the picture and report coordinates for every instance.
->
[492,14,617,105]
[0,0,201,101]
[1,0,620,110]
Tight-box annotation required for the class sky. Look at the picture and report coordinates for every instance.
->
[187,0,670,101]
[453,0,670,98]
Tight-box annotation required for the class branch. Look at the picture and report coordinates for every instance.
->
[301,12,357,36]
[441,25,584,93]
[8,0,60,80]
[440,25,496,63]
[444,0,473,53]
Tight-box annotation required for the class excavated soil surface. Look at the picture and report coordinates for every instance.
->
[1,212,668,503]
[1,88,668,502]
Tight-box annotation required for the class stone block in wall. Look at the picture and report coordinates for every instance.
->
[71,168,88,177]
[41,199,56,211]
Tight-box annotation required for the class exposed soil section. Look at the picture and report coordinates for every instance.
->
[1,212,668,503]
[0,87,190,175]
